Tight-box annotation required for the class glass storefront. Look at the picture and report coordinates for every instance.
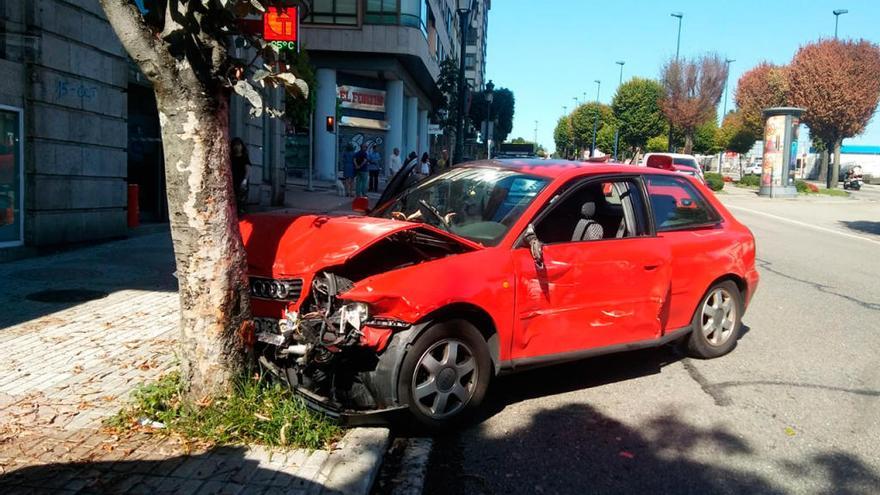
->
[0,106,22,246]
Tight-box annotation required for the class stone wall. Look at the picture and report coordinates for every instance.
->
[11,0,129,246]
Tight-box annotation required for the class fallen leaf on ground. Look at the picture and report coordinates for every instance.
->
[619,451,635,459]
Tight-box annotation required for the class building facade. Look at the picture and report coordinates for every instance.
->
[0,0,285,255]
[300,0,490,181]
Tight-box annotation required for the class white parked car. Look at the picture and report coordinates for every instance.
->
[745,160,763,175]
[640,153,705,182]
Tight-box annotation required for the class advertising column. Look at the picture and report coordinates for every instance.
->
[0,106,23,247]
[759,107,804,198]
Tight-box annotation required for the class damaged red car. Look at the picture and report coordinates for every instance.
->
[240,160,759,427]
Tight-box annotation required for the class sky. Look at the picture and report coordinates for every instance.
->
[484,0,880,153]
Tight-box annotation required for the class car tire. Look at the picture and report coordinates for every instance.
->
[686,280,743,359]
[397,319,491,429]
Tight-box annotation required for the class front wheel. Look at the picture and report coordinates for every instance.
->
[398,320,491,429]
[686,281,743,359]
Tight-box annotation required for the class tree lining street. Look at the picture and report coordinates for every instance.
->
[422,187,880,494]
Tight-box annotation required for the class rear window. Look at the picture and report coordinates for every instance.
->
[645,175,720,231]
[673,157,699,169]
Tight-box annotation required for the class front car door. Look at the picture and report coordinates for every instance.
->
[509,177,672,365]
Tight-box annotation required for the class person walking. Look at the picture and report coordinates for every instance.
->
[354,144,369,197]
[341,144,356,196]
[230,137,250,214]
[390,147,402,175]
[368,144,382,192]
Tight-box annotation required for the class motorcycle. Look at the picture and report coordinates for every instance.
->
[843,166,863,191]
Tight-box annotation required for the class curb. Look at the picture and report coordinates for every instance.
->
[312,427,391,495]
[391,438,433,495]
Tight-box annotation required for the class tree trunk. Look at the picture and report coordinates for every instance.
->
[158,91,251,400]
[828,139,842,189]
[683,133,694,155]
[100,0,251,402]
[818,149,829,183]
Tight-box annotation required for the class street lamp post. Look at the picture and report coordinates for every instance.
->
[590,80,600,157]
[534,120,539,154]
[485,79,494,159]
[613,61,625,161]
[833,9,848,38]
[668,12,683,153]
[453,0,473,165]
[718,58,735,173]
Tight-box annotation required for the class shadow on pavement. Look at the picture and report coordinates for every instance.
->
[0,232,178,328]
[0,445,321,495]
[840,220,880,236]
[424,400,880,494]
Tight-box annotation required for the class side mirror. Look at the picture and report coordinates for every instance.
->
[352,196,369,214]
[524,224,544,269]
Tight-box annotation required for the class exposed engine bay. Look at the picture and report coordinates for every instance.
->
[254,228,474,414]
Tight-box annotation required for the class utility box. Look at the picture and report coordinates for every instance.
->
[759,107,804,198]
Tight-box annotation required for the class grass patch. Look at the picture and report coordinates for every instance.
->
[816,188,850,197]
[108,371,341,450]
[734,174,760,189]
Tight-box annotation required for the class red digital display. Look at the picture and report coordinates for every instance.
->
[263,6,298,42]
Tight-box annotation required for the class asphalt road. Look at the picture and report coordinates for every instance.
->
[419,187,880,494]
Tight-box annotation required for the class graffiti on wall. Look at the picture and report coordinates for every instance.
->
[338,130,386,171]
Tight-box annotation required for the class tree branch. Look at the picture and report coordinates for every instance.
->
[99,0,176,88]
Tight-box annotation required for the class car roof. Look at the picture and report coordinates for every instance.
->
[642,152,697,160]
[458,159,683,181]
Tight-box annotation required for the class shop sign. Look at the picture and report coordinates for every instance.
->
[338,86,386,113]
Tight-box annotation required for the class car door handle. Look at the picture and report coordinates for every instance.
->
[643,263,662,271]
[542,260,572,279]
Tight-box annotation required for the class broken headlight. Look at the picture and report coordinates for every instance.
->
[338,302,369,331]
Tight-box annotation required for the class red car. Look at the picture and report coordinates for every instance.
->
[241,160,759,427]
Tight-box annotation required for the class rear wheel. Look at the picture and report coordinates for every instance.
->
[686,280,743,359]
[398,320,491,429]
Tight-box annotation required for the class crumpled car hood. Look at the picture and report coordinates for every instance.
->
[239,213,479,277]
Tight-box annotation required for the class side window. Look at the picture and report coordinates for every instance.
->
[534,179,648,244]
[645,175,720,231]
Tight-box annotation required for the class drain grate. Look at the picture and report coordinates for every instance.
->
[25,289,109,303]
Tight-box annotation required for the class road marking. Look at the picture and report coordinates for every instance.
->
[726,205,880,247]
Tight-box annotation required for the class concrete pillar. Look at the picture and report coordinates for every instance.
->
[418,109,429,157]
[405,96,418,159]
[385,80,404,176]
[313,68,337,181]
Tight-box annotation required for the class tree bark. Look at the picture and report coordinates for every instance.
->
[100,0,250,400]
[683,133,694,155]
[158,91,251,400]
[818,149,829,183]
[828,139,842,189]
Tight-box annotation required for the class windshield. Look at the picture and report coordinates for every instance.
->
[373,167,549,246]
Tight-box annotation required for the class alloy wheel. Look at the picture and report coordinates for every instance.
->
[411,338,478,419]
[701,287,738,346]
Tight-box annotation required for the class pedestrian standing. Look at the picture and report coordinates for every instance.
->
[368,145,382,192]
[438,149,449,171]
[354,144,369,197]
[230,137,250,214]
[341,144,356,196]
[390,147,402,175]
[419,152,431,177]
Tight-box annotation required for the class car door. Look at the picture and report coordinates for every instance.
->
[644,173,727,330]
[509,177,672,363]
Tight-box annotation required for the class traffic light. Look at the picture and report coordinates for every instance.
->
[326,116,335,133]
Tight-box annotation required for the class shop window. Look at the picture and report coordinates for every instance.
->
[0,107,22,246]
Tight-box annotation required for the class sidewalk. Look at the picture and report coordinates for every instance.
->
[0,193,389,494]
